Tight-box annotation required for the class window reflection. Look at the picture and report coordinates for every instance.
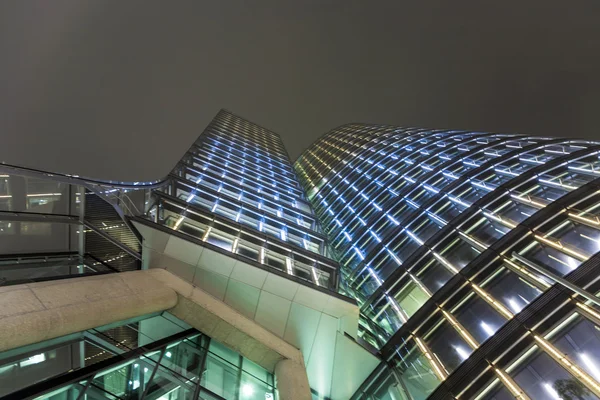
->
[510,349,598,400]
[453,293,507,344]
[425,320,473,373]
[550,315,600,383]
[483,267,542,314]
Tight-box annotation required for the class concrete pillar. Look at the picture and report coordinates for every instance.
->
[275,359,311,400]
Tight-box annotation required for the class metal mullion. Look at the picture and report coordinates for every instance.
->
[426,253,600,399]
[141,348,166,399]
[362,141,595,311]
[74,379,93,400]
[233,354,243,400]
[192,336,211,400]
[169,174,321,238]
[189,144,300,194]
[377,159,600,361]
[181,153,303,202]
[153,191,336,263]
[344,137,541,284]
[512,252,600,308]
[329,132,485,234]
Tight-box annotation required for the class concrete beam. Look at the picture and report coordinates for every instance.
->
[0,269,312,399]
[0,271,177,351]
[147,269,306,371]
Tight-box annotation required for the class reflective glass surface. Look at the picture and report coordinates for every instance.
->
[295,122,600,399]
[0,312,275,400]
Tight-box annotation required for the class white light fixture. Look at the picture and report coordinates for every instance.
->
[242,384,254,396]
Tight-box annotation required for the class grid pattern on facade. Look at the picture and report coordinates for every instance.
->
[295,123,600,399]
[149,110,338,290]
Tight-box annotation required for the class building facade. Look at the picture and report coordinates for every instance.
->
[151,110,338,289]
[0,111,371,400]
[295,124,600,399]
[2,111,600,399]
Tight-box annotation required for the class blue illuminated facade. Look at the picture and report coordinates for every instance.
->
[4,110,600,399]
[0,110,344,400]
[150,110,338,289]
[295,124,600,399]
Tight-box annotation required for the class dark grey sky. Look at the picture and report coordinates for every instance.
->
[1,1,599,182]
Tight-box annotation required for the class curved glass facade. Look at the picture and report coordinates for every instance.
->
[295,124,600,399]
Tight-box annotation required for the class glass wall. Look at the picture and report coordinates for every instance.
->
[146,194,337,290]
[295,122,600,399]
[0,172,144,285]
[135,110,340,291]
[158,110,327,258]
[0,312,276,400]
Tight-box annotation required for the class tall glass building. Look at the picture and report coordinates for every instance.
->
[151,110,338,289]
[2,111,600,400]
[295,124,600,399]
[0,111,363,400]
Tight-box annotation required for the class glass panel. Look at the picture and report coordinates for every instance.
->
[202,352,240,399]
[519,241,581,277]
[440,238,481,270]
[511,349,598,400]
[142,315,191,344]
[0,221,73,254]
[484,267,542,314]
[144,362,196,400]
[236,243,259,262]
[485,384,517,400]
[0,175,71,215]
[91,360,141,398]
[395,281,429,318]
[453,293,507,344]
[426,320,473,373]
[363,295,402,338]
[551,315,600,383]
[466,215,512,247]
[0,340,107,397]
[493,198,538,224]
[0,256,100,285]
[546,220,600,257]
[159,336,204,380]
[395,338,442,399]
[365,371,409,400]
[265,253,286,272]
[206,232,234,252]
[239,371,275,400]
[417,257,454,293]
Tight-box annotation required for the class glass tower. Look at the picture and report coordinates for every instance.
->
[150,110,338,289]
[295,124,600,399]
[4,111,600,399]
[0,110,344,400]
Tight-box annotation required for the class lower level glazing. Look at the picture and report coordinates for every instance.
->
[0,312,276,400]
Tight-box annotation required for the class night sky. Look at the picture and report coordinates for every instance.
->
[1,1,599,182]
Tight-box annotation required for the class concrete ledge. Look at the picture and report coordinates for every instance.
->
[0,269,312,399]
[0,271,177,351]
[148,268,305,371]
